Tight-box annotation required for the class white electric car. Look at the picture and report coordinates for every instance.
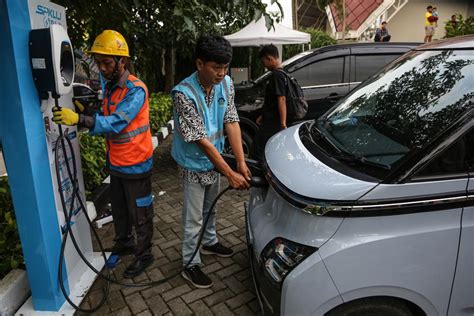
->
[247,35,474,315]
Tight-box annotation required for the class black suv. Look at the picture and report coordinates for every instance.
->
[233,42,420,154]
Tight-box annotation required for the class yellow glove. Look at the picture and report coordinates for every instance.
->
[52,107,79,126]
[74,100,85,113]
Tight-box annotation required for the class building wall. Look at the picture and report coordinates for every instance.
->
[468,3,474,17]
[388,0,468,42]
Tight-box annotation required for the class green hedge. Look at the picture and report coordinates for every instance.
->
[149,92,173,135]
[445,14,474,38]
[0,176,24,279]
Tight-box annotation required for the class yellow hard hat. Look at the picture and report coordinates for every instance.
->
[88,30,130,57]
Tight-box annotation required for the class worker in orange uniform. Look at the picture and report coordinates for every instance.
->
[52,30,155,278]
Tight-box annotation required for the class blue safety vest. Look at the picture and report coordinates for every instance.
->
[171,72,230,172]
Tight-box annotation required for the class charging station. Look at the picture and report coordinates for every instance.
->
[0,0,105,313]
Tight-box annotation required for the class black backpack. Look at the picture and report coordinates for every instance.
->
[276,69,308,121]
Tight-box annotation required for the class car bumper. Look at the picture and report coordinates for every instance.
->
[246,203,282,315]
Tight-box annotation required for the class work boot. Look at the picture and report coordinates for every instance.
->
[123,255,154,279]
[182,265,213,288]
[105,243,136,256]
[201,242,234,257]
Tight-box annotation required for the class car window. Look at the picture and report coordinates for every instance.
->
[310,50,474,179]
[290,57,344,87]
[355,54,400,82]
[417,129,474,177]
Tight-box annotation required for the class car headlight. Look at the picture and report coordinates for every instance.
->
[261,238,317,287]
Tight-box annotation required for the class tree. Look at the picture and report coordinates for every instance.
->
[56,0,282,92]
[445,14,474,38]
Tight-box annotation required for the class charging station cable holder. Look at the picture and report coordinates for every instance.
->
[29,24,74,103]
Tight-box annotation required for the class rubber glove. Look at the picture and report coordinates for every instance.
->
[52,107,79,126]
[74,100,85,113]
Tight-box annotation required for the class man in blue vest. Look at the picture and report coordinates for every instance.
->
[172,35,251,288]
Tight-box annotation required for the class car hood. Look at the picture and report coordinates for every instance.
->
[264,124,378,201]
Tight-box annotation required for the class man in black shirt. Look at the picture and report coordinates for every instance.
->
[250,44,288,161]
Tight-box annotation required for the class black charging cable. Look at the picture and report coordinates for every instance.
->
[52,109,260,312]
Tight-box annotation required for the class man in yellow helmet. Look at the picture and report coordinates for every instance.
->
[52,30,155,278]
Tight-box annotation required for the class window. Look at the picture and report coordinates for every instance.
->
[291,57,344,87]
[418,129,474,177]
[355,54,400,82]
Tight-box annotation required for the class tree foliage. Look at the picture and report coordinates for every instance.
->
[56,0,282,91]
[445,14,474,38]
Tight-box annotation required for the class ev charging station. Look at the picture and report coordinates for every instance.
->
[0,0,104,313]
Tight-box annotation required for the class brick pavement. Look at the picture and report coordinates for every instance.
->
[78,135,260,315]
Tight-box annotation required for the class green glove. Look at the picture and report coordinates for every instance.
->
[52,107,79,126]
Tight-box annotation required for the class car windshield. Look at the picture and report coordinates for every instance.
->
[309,49,474,179]
[254,50,313,83]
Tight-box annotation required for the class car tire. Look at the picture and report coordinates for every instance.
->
[224,129,253,157]
[326,297,413,316]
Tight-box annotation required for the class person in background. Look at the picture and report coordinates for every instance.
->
[171,35,251,288]
[425,5,438,43]
[432,6,439,27]
[250,44,288,162]
[52,30,155,279]
[374,21,391,42]
[449,14,458,29]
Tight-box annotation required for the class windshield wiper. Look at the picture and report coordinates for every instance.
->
[309,122,343,154]
[333,153,392,170]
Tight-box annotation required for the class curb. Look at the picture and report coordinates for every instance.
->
[0,269,30,316]
[91,119,174,229]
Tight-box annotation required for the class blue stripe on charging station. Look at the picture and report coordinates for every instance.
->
[0,0,69,311]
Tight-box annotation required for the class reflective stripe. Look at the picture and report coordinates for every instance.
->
[208,130,224,142]
[110,124,149,140]
[180,82,205,116]
[136,194,154,207]
[117,111,131,123]
[111,139,131,144]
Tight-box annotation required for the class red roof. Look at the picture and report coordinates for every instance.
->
[330,0,383,32]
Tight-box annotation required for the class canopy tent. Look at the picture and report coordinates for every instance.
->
[224,18,311,47]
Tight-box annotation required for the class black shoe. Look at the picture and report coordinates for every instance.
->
[123,255,154,279]
[182,265,213,289]
[105,243,136,256]
[201,242,234,257]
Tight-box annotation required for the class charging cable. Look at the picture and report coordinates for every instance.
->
[52,110,260,312]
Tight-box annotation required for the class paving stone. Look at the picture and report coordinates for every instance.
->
[223,275,246,294]
[234,304,255,315]
[189,299,213,316]
[162,284,192,301]
[181,288,213,304]
[136,309,153,316]
[211,302,235,315]
[167,297,193,315]
[125,293,148,314]
[80,136,260,315]
[110,306,132,316]
[141,282,173,299]
[216,263,243,279]
[146,294,169,315]
[225,291,255,309]
[203,289,235,307]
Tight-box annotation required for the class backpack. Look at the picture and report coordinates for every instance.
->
[276,69,308,121]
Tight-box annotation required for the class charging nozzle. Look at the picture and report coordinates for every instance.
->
[249,176,268,188]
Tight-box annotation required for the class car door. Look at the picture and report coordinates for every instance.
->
[287,49,350,120]
[447,128,474,316]
[356,132,469,314]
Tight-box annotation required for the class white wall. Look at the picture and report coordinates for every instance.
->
[388,0,469,42]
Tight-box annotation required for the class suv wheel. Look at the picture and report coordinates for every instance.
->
[224,129,253,157]
[327,297,413,316]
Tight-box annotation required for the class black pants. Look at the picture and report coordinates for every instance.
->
[110,175,154,259]
[250,124,279,162]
